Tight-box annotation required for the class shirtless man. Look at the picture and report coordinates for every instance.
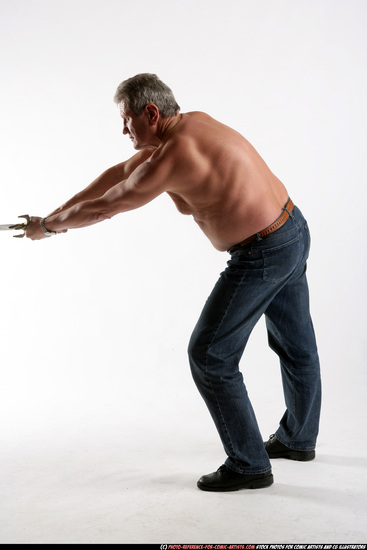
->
[26,74,321,491]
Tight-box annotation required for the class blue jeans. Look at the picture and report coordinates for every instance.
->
[188,205,321,474]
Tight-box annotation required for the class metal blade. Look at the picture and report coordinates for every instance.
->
[0,224,17,231]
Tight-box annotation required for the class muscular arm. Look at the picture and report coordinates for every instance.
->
[37,147,173,234]
[26,149,156,240]
[46,149,154,218]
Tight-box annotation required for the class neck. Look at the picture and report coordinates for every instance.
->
[160,113,182,140]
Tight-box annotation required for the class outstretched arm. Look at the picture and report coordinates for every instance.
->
[26,149,155,240]
[26,146,174,239]
[46,149,154,218]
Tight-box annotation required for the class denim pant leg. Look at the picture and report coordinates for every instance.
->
[264,233,321,450]
[188,206,321,473]
[188,254,272,474]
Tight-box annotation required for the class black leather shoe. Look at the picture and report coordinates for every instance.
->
[197,464,274,492]
[264,434,315,461]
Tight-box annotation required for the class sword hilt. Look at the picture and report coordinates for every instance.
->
[10,215,30,238]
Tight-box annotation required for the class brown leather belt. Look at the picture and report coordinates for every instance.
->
[227,198,295,254]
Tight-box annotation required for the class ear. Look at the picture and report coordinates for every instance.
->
[144,103,160,126]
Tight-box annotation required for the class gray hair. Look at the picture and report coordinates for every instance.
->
[113,73,180,118]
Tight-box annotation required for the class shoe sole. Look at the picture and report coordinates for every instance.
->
[267,450,315,461]
[197,473,274,492]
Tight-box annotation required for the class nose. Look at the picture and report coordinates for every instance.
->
[122,122,129,135]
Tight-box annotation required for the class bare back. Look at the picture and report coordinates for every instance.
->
[162,112,289,251]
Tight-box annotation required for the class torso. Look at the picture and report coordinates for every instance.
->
[154,112,288,251]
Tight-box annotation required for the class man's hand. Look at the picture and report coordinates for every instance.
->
[25,217,47,240]
[25,216,67,240]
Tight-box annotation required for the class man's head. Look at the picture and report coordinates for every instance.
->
[113,73,180,118]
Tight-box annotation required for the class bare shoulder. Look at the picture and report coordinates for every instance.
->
[171,112,244,153]
[155,112,213,158]
[135,112,221,194]
[157,111,238,169]
[130,111,239,193]
[114,148,156,180]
